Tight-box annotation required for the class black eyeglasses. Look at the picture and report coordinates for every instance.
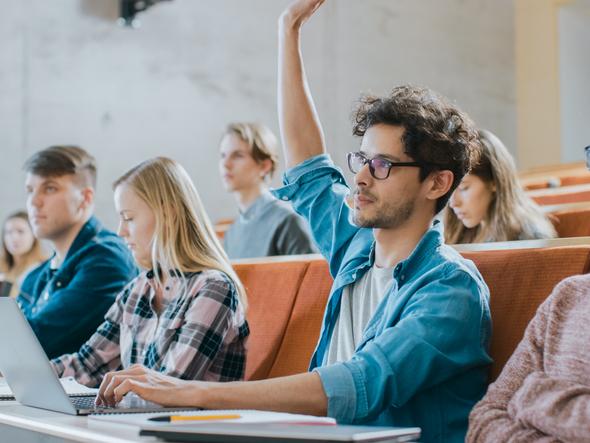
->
[347,151,423,180]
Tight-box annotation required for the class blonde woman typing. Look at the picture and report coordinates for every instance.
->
[50,157,249,388]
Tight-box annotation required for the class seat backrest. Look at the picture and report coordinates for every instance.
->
[560,174,590,187]
[529,184,590,205]
[532,190,590,205]
[267,259,332,378]
[549,208,590,238]
[234,260,309,380]
[462,245,590,381]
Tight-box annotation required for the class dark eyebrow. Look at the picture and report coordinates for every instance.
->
[359,149,404,163]
[378,154,402,162]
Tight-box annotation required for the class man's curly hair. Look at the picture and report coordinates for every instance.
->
[352,85,480,214]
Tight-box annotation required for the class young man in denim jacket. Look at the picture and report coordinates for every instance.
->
[96,1,491,441]
[17,146,137,359]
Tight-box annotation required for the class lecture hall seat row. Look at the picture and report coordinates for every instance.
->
[520,161,590,191]
[234,237,590,383]
[528,183,590,206]
[544,202,590,238]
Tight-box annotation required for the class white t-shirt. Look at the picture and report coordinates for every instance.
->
[325,265,394,365]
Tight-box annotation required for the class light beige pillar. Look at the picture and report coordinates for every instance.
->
[515,0,571,169]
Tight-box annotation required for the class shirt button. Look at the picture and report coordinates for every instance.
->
[56,281,62,287]
[281,196,289,201]
[401,275,405,281]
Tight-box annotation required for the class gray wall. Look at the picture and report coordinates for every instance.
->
[0,0,516,231]
[559,0,590,163]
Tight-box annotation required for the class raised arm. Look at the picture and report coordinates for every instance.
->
[278,0,327,168]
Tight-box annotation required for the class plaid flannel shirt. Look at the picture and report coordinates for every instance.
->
[51,269,249,387]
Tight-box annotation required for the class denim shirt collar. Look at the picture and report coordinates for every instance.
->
[389,220,444,283]
[64,216,102,263]
[342,220,444,287]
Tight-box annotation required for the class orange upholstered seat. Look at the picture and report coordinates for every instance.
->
[234,260,309,380]
[528,183,590,205]
[266,259,332,378]
[549,207,590,238]
[463,245,590,381]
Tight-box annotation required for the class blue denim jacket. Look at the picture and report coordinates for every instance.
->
[18,216,138,359]
[272,155,492,443]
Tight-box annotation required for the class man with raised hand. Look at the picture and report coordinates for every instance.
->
[96,2,491,441]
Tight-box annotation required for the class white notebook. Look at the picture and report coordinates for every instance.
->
[89,409,336,426]
[0,376,97,400]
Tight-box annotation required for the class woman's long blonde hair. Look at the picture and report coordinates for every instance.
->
[444,130,556,244]
[113,157,247,308]
[0,211,46,281]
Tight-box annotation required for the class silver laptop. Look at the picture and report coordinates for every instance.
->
[0,298,197,415]
[139,422,421,443]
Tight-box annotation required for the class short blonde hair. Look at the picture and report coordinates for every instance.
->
[113,157,247,308]
[224,123,279,178]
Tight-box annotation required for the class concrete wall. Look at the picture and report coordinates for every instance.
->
[0,0,516,230]
[559,0,590,162]
[514,0,563,169]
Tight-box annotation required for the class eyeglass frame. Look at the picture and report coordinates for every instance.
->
[585,146,590,170]
[346,151,429,180]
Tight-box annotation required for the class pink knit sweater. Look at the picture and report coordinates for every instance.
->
[467,274,590,442]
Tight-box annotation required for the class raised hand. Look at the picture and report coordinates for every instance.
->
[280,0,326,30]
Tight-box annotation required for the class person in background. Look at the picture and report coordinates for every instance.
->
[219,122,316,258]
[17,145,138,359]
[53,157,248,388]
[445,129,556,244]
[0,211,47,298]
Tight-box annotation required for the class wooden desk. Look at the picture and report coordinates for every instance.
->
[0,402,156,443]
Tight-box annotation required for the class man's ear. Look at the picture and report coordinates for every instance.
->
[259,159,273,179]
[80,187,95,210]
[425,170,454,202]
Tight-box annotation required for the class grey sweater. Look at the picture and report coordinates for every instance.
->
[224,192,316,259]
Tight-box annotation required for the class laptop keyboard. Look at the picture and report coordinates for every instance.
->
[70,395,100,410]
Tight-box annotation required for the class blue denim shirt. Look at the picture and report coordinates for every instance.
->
[17,216,138,359]
[272,155,492,443]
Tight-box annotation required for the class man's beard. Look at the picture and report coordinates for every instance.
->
[352,196,415,229]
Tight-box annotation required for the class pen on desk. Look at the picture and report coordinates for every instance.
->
[149,413,242,422]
